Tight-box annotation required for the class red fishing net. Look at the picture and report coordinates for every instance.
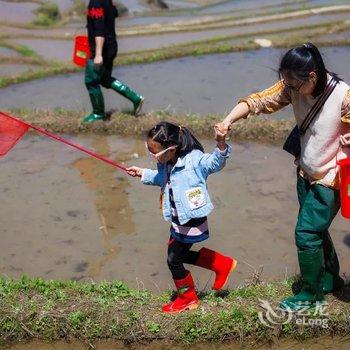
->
[0,112,29,156]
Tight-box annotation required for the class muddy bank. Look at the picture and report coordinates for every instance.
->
[1,47,350,115]
[0,134,349,291]
[8,110,294,142]
[1,275,350,348]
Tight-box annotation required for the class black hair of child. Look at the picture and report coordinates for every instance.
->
[147,121,204,157]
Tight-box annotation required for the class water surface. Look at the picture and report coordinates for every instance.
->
[1,47,349,116]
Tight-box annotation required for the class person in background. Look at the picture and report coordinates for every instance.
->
[84,0,144,123]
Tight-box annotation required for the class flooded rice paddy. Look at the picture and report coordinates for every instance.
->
[0,135,349,293]
[7,12,350,61]
[1,47,349,116]
[0,0,39,24]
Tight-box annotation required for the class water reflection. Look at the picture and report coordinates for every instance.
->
[72,137,144,278]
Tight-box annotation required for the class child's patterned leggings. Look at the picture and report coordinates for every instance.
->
[167,237,199,279]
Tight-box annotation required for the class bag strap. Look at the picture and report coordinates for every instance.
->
[299,77,338,135]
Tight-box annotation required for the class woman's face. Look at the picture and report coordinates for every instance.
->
[146,138,177,164]
[282,71,317,96]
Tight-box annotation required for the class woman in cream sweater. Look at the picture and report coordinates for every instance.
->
[217,43,350,311]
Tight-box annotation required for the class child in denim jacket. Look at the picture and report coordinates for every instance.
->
[127,122,236,314]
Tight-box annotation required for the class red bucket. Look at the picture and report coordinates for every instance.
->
[338,157,350,219]
[73,35,90,67]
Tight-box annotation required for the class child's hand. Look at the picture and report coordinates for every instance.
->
[126,166,144,177]
[214,125,228,151]
[340,133,350,147]
[214,125,227,143]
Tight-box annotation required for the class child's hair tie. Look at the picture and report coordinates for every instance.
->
[179,125,182,132]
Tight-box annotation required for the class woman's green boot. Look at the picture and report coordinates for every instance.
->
[280,249,325,312]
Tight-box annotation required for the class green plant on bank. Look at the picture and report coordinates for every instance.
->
[33,1,61,26]
[0,275,349,346]
[0,61,78,88]
[12,44,37,57]
[0,41,42,59]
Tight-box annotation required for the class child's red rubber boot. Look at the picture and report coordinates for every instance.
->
[195,247,237,290]
[162,271,199,314]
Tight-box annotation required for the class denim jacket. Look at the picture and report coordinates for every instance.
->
[141,145,232,225]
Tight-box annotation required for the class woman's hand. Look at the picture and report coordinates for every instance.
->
[340,133,350,147]
[126,166,144,177]
[216,102,250,134]
[215,121,231,135]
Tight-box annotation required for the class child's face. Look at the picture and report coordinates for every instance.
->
[146,138,177,164]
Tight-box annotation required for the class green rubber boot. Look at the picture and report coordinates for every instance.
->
[83,89,106,123]
[84,60,106,123]
[84,87,106,123]
[323,231,344,294]
[111,79,144,116]
[280,249,325,312]
[83,113,105,123]
[323,273,344,294]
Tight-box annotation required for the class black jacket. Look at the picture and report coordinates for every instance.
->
[87,0,118,58]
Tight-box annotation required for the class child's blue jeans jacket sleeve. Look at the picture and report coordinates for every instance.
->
[141,145,231,225]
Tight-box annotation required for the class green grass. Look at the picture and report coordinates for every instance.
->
[0,275,349,347]
[0,62,78,88]
[32,1,61,27]
[0,41,42,59]
[13,44,38,57]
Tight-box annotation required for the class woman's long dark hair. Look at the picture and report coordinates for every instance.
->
[147,121,204,157]
[279,42,339,96]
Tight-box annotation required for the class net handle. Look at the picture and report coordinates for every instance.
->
[0,111,127,172]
